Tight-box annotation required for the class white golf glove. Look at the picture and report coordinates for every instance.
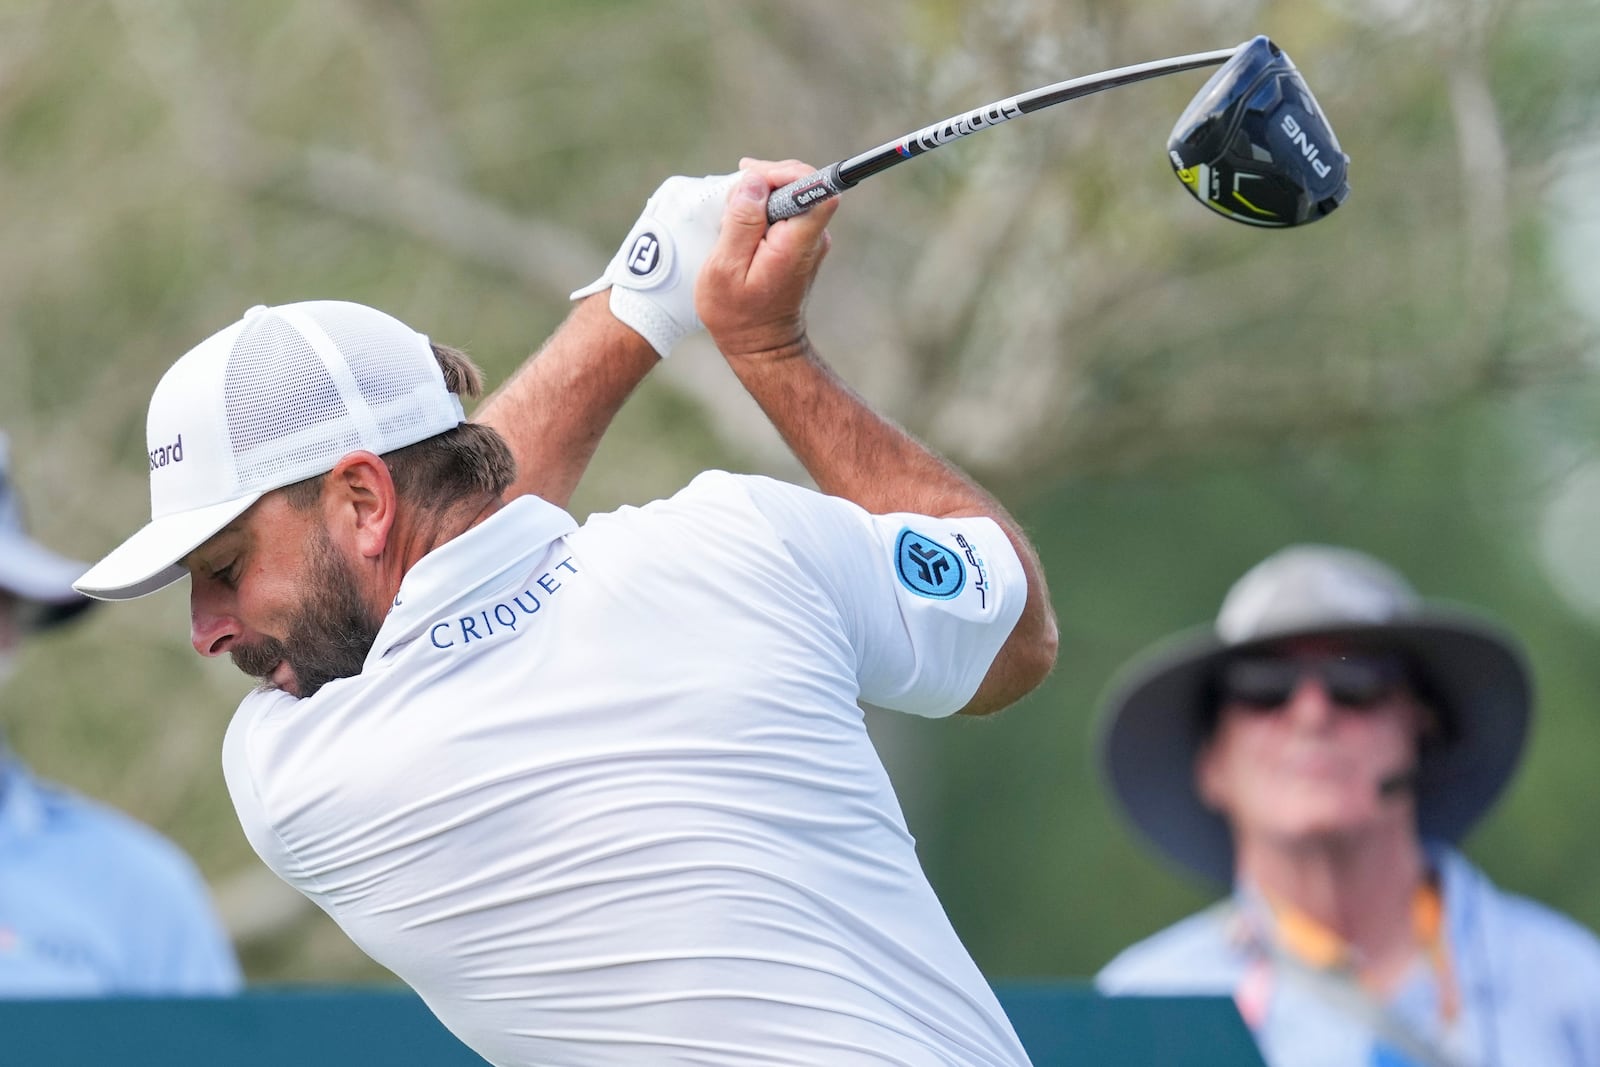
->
[570,171,740,357]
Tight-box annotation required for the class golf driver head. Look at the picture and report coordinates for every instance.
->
[1168,35,1349,227]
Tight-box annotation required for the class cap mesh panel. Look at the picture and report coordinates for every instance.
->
[224,314,357,487]
[317,306,440,443]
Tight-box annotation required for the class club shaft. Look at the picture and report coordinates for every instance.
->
[766,46,1239,223]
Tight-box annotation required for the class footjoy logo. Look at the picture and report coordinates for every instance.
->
[148,434,184,471]
[894,528,965,600]
[626,232,661,277]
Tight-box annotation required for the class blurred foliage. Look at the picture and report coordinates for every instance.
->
[2,0,1599,985]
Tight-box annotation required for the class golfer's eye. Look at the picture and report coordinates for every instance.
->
[214,560,240,590]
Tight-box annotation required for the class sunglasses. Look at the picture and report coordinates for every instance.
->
[1216,653,1411,712]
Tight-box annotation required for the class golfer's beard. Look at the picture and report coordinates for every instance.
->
[230,541,381,699]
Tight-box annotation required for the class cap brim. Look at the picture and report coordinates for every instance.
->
[1096,614,1532,886]
[73,493,262,601]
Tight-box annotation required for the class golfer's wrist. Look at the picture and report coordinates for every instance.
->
[571,291,661,362]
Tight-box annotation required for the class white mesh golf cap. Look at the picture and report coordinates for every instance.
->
[74,301,465,601]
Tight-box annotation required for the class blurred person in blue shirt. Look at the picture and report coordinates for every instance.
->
[0,433,240,996]
[1094,544,1600,1067]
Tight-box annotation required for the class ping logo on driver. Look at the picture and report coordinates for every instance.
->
[1280,114,1332,179]
[626,232,662,277]
[894,528,966,600]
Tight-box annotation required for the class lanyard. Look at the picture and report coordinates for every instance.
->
[1227,884,1467,1067]
[1410,881,1460,1024]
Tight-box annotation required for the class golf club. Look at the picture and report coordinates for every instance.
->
[766,35,1348,229]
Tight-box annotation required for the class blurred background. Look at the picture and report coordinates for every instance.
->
[1,0,1598,985]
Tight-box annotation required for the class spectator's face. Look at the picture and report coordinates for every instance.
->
[184,491,382,700]
[1196,637,1430,851]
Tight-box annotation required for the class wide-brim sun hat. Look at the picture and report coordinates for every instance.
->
[0,433,93,631]
[1096,544,1532,886]
[73,301,466,601]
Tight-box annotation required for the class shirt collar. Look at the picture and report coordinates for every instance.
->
[365,495,578,666]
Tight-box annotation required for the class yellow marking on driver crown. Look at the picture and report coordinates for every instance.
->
[1176,165,1200,192]
[1230,188,1277,218]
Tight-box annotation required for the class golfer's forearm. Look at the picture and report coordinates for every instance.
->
[475,295,658,507]
[724,334,1007,522]
[725,335,1059,713]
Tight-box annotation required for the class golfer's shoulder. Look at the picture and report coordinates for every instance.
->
[670,469,816,513]
[581,470,825,544]
[1096,904,1240,995]
[221,686,344,812]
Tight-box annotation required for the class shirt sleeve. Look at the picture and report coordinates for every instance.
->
[734,473,1027,718]
[222,689,305,888]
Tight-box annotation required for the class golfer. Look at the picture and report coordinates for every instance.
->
[73,160,1057,1066]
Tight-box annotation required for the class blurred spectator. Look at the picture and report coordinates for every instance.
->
[0,433,240,996]
[1095,544,1600,1066]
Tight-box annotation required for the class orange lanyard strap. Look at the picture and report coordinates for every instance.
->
[1411,881,1459,1022]
[1257,881,1458,1023]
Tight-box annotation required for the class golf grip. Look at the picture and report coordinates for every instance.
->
[765,45,1238,224]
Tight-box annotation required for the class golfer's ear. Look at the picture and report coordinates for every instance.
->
[326,451,396,558]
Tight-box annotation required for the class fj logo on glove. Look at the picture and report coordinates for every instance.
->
[626,233,662,277]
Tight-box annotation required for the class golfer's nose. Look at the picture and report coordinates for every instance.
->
[190,584,240,658]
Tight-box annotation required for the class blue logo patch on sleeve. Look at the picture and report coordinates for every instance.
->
[895,529,966,599]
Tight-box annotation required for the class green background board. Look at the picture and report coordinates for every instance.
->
[1000,983,1267,1066]
[0,984,1265,1066]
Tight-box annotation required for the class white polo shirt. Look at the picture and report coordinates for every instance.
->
[223,470,1031,1067]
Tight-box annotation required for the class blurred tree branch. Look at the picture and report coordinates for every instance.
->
[109,0,599,292]
[87,0,1591,487]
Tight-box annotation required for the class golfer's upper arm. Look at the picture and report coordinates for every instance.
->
[737,475,1029,718]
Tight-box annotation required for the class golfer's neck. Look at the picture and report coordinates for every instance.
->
[379,493,508,605]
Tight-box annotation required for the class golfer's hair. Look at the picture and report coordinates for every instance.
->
[281,343,516,512]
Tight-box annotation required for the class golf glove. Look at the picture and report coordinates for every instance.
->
[571,171,740,357]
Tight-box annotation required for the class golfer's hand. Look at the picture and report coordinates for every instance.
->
[697,158,838,362]
[571,171,741,357]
